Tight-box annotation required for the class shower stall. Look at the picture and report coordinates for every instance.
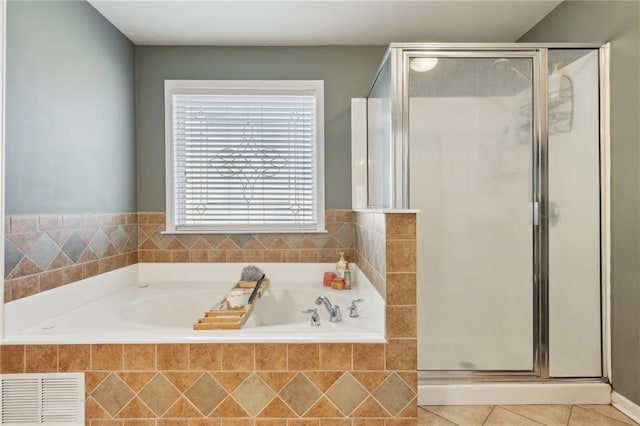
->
[365,43,609,403]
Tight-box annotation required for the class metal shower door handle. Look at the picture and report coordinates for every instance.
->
[529,201,540,226]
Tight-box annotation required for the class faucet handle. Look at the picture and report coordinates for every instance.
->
[302,308,321,326]
[348,299,364,318]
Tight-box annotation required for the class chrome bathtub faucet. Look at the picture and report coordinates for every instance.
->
[302,308,321,326]
[348,298,364,318]
[315,296,342,322]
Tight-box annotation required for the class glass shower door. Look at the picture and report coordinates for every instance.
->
[411,54,537,372]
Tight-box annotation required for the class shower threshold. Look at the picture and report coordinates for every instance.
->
[418,380,611,405]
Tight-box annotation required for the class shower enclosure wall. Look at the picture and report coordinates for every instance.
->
[365,44,609,388]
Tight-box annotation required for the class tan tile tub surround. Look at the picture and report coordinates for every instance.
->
[137,211,355,265]
[1,210,417,424]
[4,210,355,302]
[4,213,138,302]
[1,343,417,425]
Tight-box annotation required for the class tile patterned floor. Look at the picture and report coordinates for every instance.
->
[419,404,640,425]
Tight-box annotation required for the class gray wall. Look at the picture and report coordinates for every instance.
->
[521,1,640,405]
[135,46,386,211]
[6,1,136,215]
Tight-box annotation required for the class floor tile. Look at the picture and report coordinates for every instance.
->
[579,405,639,425]
[569,406,630,425]
[423,405,493,426]
[484,407,543,425]
[502,405,571,426]
[419,407,457,425]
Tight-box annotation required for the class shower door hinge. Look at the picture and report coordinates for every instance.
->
[529,201,540,226]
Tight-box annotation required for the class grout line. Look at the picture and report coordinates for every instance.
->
[499,406,546,425]
[421,407,462,426]
[482,406,496,425]
[501,405,546,425]
[567,405,574,425]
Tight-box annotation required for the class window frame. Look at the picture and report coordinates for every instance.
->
[164,79,325,234]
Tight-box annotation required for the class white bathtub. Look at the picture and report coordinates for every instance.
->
[2,263,385,344]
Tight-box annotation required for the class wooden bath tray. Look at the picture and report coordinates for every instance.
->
[193,279,270,330]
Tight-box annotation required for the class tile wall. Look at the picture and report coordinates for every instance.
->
[4,210,355,302]
[4,213,138,302]
[1,342,416,425]
[137,211,355,265]
[1,210,417,424]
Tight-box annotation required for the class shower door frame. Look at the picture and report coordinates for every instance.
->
[369,43,610,382]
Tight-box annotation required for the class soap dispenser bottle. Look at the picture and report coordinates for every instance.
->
[336,252,348,279]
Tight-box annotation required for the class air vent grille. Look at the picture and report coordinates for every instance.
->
[1,373,84,425]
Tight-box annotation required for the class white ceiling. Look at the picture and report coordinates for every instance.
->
[88,0,563,46]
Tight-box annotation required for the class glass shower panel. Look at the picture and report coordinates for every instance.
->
[367,57,393,208]
[412,56,535,371]
[548,49,602,377]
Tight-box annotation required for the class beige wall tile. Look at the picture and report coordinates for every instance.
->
[4,280,11,303]
[158,344,189,370]
[353,344,385,371]
[10,275,40,300]
[190,420,221,426]
[92,344,124,371]
[385,241,416,273]
[171,251,189,262]
[189,250,208,262]
[288,344,319,371]
[25,345,57,372]
[153,251,171,262]
[386,273,416,306]
[385,340,417,371]
[58,344,90,372]
[189,344,222,371]
[384,419,418,426]
[386,306,417,338]
[220,419,252,426]
[319,344,352,370]
[288,420,320,426]
[256,344,287,371]
[1,345,25,373]
[385,215,416,240]
[255,419,287,426]
[319,419,351,426]
[353,420,384,426]
[124,344,156,371]
[11,215,39,233]
[222,344,255,371]
[157,420,188,426]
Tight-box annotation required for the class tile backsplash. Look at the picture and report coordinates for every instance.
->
[137,211,354,264]
[4,213,138,302]
[4,210,355,302]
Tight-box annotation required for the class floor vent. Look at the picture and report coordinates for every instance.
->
[0,373,84,425]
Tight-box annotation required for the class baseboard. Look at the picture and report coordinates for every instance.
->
[418,382,611,405]
[612,391,640,423]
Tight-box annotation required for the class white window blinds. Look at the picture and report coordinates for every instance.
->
[165,81,325,233]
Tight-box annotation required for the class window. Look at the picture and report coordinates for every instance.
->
[165,80,325,233]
